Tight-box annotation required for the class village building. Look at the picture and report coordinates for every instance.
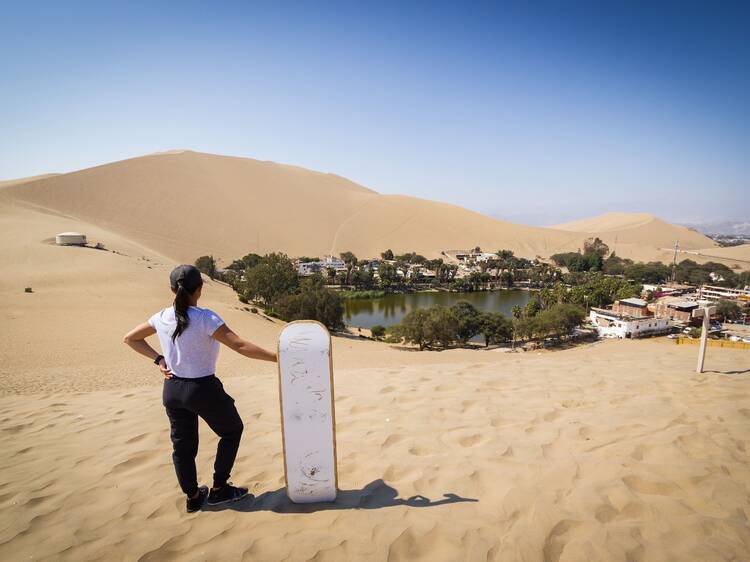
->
[652,299,701,324]
[589,308,671,339]
[699,285,750,303]
[612,298,650,317]
[322,255,348,272]
[405,265,436,279]
[297,261,323,276]
[296,255,348,276]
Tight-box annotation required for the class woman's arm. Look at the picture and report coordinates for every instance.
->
[123,322,173,378]
[213,324,278,362]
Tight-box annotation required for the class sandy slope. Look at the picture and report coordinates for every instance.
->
[2,152,734,268]
[1,341,749,561]
[1,201,750,561]
[0,150,677,265]
[0,201,536,394]
[553,212,716,259]
[0,173,60,188]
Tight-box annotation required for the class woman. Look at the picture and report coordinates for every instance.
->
[124,264,277,513]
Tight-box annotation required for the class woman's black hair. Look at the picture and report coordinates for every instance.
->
[169,265,204,341]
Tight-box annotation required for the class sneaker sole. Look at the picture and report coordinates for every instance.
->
[206,490,250,506]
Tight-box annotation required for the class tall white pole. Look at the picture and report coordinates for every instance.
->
[696,306,710,373]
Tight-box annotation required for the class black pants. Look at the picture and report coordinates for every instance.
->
[163,375,244,496]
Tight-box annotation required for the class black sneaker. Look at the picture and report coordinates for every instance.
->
[207,483,250,506]
[186,486,208,513]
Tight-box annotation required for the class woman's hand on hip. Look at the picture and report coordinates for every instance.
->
[158,358,173,379]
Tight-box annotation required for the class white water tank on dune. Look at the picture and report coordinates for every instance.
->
[55,232,87,246]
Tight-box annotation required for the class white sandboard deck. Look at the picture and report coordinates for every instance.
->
[277,320,338,503]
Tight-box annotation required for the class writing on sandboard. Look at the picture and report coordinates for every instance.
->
[286,332,329,403]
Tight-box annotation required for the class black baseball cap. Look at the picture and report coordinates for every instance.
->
[170,264,203,292]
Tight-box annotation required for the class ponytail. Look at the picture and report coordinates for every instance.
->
[172,284,191,342]
[169,264,204,341]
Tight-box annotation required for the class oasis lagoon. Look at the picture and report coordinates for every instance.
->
[343,290,531,329]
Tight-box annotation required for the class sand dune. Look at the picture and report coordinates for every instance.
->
[0,201,522,394]
[0,173,60,188]
[554,212,662,232]
[1,341,748,561]
[2,150,721,267]
[1,194,750,560]
[553,212,716,259]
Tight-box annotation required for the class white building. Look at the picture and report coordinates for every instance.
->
[55,232,87,246]
[322,255,348,272]
[589,308,671,339]
[699,285,750,302]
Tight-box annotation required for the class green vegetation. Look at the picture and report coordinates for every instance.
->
[274,275,344,330]
[227,253,262,271]
[716,300,742,321]
[339,289,386,299]
[513,303,586,341]
[194,255,217,279]
[389,298,584,351]
[207,240,747,342]
[452,300,483,343]
[370,325,386,339]
[388,306,464,350]
[479,312,513,347]
[222,252,345,329]
[550,237,609,272]
[241,252,299,309]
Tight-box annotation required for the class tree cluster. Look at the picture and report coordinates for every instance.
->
[225,252,344,329]
[390,301,513,350]
[274,275,345,330]
[513,303,585,341]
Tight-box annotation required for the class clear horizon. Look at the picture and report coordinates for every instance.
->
[1,1,748,225]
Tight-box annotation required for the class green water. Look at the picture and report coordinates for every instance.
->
[343,290,530,328]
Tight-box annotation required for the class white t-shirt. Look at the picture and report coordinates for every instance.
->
[148,306,225,378]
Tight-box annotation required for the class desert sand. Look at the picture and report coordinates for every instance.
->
[1,200,749,561]
[3,150,736,268]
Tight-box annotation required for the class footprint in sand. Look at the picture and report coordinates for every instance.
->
[594,504,618,523]
[350,404,376,414]
[543,410,561,422]
[381,434,405,449]
[107,451,159,476]
[408,445,431,456]
[622,475,680,496]
[383,465,421,481]
[542,519,581,562]
[458,434,483,448]
[379,385,396,394]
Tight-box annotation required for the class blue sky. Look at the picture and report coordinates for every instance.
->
[1,1,748,224]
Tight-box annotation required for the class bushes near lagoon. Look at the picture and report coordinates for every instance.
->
[388,300,583,351]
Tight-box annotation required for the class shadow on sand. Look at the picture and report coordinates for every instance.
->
[706,368,750,375]
[202,479,477,514]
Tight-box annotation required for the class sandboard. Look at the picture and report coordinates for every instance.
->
[277,320,338,503]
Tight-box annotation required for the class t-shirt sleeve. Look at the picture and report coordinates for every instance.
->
[202,309,225,336]
[147,311,161,330]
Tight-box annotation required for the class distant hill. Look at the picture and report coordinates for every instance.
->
[1,151,732,268]
[552,212,715,255]
[0,151,586,262]
[680,220,750,236]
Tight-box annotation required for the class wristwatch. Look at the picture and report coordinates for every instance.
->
[154,354,164,365]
